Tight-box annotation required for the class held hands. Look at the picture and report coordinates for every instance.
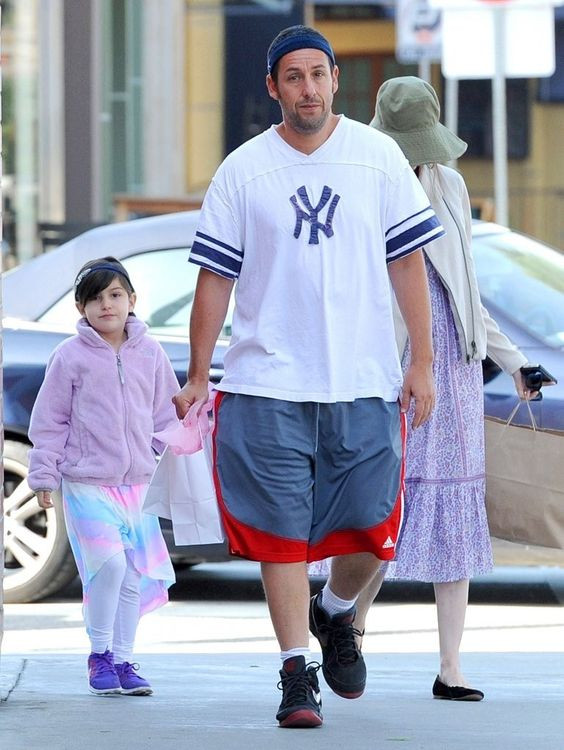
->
[401,362,436,429]
[36,490,54,509]
[172,380,210,420]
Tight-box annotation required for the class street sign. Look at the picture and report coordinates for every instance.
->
[429,0,562,227]
[431,0,561,6]
[430,0,564,78]
[396,0,442,63]
[440,4,557,78]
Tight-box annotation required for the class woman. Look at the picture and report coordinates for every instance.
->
[354,77,534,701]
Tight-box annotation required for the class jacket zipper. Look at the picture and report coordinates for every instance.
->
[441,196,478,362]
[116,353,125,385]
[116,351,133,477]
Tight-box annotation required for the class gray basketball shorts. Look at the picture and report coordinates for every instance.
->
[211,392,405,563]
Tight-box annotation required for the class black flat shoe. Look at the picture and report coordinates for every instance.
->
[432,676,484,702]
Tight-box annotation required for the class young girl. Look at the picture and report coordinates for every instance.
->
[28,256,178,697]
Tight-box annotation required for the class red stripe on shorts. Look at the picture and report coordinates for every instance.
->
[308,410,407,562]
[212,391,308,562]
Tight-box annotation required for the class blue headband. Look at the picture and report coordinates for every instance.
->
[74,264,133,296]
[267,29,335,74]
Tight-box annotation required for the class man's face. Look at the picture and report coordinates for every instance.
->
[267,48,339,136]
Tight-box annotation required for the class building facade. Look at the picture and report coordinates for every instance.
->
[2,0,563,262]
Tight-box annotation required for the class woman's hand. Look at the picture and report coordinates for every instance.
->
[512,369,540,401]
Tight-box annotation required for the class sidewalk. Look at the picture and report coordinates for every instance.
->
[0,655,24,701]
[2,592,564,750]
[2,650,563,750]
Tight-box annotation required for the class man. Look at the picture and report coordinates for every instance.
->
[173,25,443,728]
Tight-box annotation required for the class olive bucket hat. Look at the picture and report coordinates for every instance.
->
[370,76,467,167]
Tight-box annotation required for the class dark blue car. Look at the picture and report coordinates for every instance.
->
[3,212,564,602]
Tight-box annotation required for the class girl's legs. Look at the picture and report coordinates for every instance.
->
[84,551,127,654]
[111,553,152,695]
[112,552,142,664]
[434,579,471,687]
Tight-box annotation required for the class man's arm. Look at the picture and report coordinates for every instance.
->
[172,268,234,419]
[388,249,435,428]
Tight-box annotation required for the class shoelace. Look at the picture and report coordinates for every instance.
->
[91,651,116,676]
[320,621,364,665]
[277,663,321,706]
[118,662,140,676]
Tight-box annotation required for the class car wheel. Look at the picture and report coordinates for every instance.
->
[3,440,77,603]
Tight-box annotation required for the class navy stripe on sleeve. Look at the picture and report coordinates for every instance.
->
[386,230,446,264]
[385,205,433,238]
[189,255,238,280]
[189,229,244,278]
[386,215,444,262]
[195,231,243,259]
[191,241,242,274]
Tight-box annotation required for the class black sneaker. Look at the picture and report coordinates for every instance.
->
[309,592,366,699]
[276,656,323,728]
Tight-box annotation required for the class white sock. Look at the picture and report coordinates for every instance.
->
[319,584,357,617]
[280,647,311,663]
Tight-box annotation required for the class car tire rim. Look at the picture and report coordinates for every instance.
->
[3,456,60,591]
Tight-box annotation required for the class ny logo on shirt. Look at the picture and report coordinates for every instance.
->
[290,185,341,245]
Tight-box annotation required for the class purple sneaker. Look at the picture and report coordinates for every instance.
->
[115,662,153,696]
[87,650,121,695]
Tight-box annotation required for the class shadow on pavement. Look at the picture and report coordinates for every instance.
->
[45,561,564,607]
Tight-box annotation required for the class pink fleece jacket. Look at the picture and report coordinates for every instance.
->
[28,316,180,491]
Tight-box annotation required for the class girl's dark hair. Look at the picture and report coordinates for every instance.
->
[74,256,135,307]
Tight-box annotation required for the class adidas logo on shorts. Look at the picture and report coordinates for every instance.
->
[382,536,395,549]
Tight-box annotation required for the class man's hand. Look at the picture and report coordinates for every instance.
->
[36,490,54,509]
[172,381,210,420]
[388,250,435,429]
[401,362,435,429]
[174,268,234,420]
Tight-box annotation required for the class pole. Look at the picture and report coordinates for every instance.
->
[14,0,38,261]
[418,57,432,83]
[444,76,459,168]
[492,6,509,227]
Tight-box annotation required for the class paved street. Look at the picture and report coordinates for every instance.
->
[2,563,564,749]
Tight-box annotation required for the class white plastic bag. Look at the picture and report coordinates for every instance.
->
[144,390,224,546]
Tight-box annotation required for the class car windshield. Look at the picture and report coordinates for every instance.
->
[39,247,235,339]
[473,229,564,348]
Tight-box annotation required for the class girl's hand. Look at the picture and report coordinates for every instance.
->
[36,490,54,509]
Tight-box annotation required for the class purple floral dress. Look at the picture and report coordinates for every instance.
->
[385,256,494,582]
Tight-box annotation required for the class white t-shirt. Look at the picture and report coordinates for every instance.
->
[190,115,444,403]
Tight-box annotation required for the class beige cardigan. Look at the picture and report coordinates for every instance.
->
[392,163,527,375]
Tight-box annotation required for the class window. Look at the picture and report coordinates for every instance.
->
[455,79,530,159]
[336,54,417,123]
[537,15,564,102]
[473,228,564,347]
[40,247,235,340]
[99,0,144,214]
